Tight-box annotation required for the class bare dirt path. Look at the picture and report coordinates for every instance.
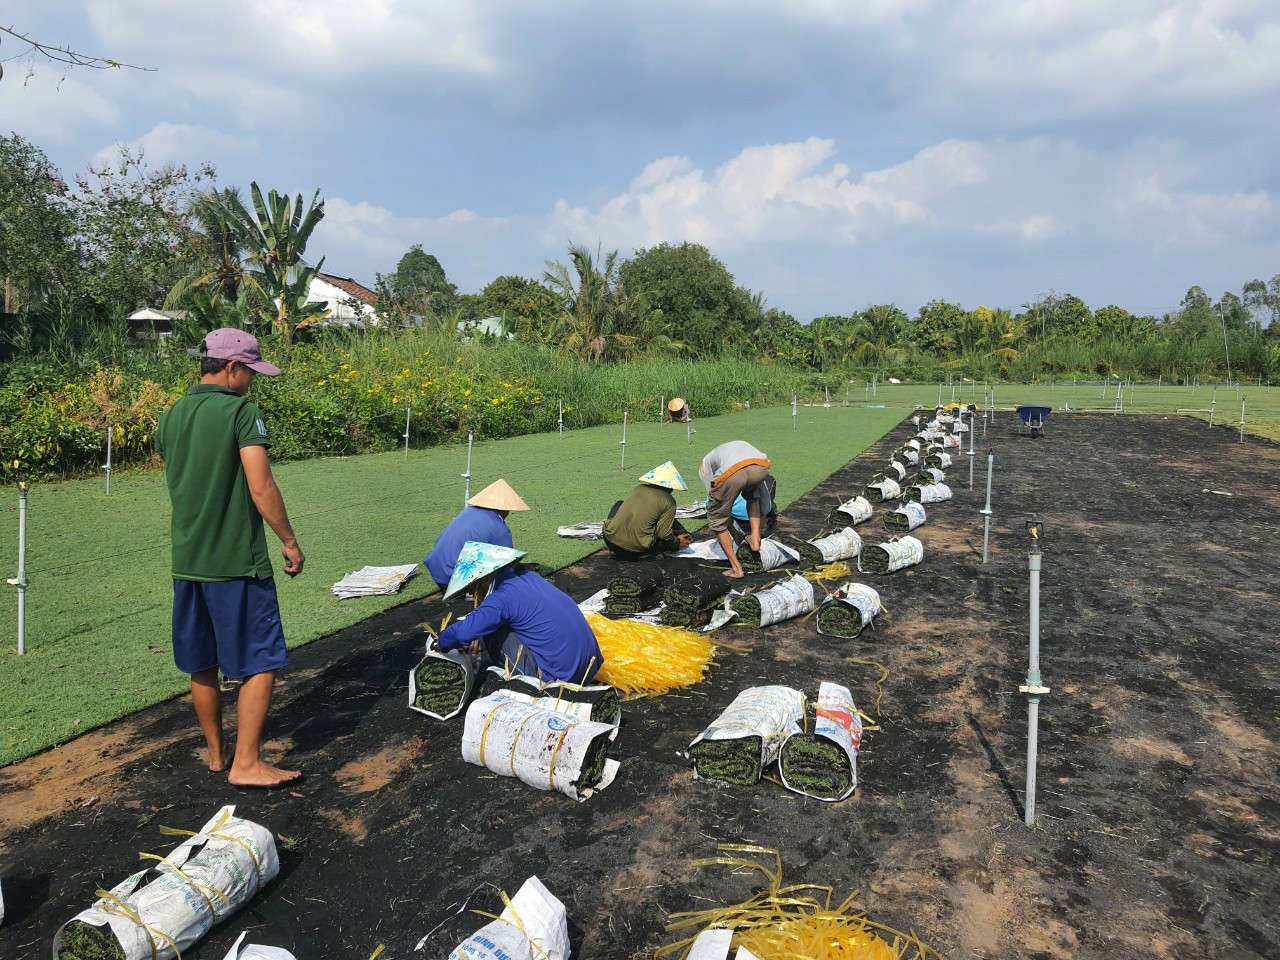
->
[2,413,1277,959]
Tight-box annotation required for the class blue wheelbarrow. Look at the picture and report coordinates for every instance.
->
[1016,404,1052,438]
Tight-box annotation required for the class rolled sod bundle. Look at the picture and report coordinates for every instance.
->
[779,682,863,801]
[735,538,800,573]
[906,482,953,504]
[797,527,862,566]
[858,535,924,575]
[605,562,667,614]
[54,806,279,960]
[879,460,906,481]
[482,667,622,727]
[917,428,945,442]
[942,433,962,448]
[688,685,805,785]
[814,582,883,639]
[828,494,873,525]
[658,606,710,629]
[920,466,946,484]
[892,447,919,468]
[663,572,732,614]
[462,693,619,800]
[862,479,901,504]
[729,574,816,627]
[883,500,927,534]
[408,647,481,720]
[442,876,569,960]
[925,451,953,469]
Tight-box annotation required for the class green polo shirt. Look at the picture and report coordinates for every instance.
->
[602,483,681,554]
[155,384,274,581]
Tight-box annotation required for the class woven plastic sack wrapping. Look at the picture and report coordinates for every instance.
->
[894,448,919,466]
[779,682,863,802]
[751,538,801,571]
[461,693,620,801]
[833,495,874,525]
[942,434,962,448]
[805,528,862,563]
[750,574,816,626]
[883,460,906,480]
[440,876,570,960]
[686,929,761,960]
[222,933,295,960]
[52,805,279,960]
[888,500,927,532]
[912,482,953,504]
[903,438,921,451]
[858,536,924,575]
[930,452,953,468]
[481,667,621,732]
[689,685,805,782]
[917,429,945,442]
[864,479,901,502]
[408,645,480,720]
[815,582,883,639]
[920,467,946,484]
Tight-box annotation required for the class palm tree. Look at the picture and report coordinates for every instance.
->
[850,304,911,368]
[543,242,622,361]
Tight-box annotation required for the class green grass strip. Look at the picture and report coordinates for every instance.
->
[56,921,126,960]
[412,657,469,717]
[780,733,852,799]
[688,736,763,785]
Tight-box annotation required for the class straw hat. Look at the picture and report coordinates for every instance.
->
[668,397,687,412]
[639,460,688,491]
[443,541,526,600]
[468,478,530,512]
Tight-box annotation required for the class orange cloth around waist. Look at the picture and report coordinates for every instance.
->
[709,457,771,488]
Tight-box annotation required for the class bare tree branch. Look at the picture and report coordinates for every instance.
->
[0,25,156,75]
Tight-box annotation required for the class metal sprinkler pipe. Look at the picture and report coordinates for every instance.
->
[559,399,564,439]
[403,404,412,459]
[968,408,976,490]
[620,407,629,470]
[1240,400,1246,442]
[1209,387,1216,427]
[1020,519,1050,826]
[685,378,692,445]
[9,475,30,654]
[659,395,664,422]
[980,449,994,564]
[792,392,798,431]
[462,427,474,504]
[104,423,113,495]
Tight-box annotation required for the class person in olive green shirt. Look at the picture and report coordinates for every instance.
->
[155,328,304,789]
[602,461,693,559]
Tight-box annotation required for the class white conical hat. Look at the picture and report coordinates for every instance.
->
[468,478,530,512]
[443,541,526,600]
[639,460,688,491]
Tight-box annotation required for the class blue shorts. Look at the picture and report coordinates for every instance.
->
[172,578,290,679]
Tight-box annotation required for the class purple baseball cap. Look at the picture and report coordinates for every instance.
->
[187,328,281,376]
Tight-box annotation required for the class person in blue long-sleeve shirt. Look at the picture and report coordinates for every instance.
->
[424,479,529,593]
[437,543,604,683]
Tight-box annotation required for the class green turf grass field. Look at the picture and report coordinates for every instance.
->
[0,403,903,765]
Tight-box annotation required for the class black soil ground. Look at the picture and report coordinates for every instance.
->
[2,413,1277,959]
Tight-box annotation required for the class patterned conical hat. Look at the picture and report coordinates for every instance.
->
[468,478,530,512]
[639,460,688,491]
[443,541,526,600]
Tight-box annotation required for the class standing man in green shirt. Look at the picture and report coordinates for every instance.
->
[156,328,305,789]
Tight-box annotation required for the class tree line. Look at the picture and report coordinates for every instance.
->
[3,131,1278,381]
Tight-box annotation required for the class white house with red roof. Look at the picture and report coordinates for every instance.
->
[308,272,380,326]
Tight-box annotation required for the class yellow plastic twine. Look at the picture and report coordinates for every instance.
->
[656,844,944,960]
[93,888,182,960]
[159,808,264,895]
[844,657,890,716]
[586,613,715,698]
[137,852,230,922]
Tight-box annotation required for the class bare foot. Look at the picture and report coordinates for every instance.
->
[747,536,762,552]
[723,569,746,579]
[208,744,233,773]
[228,759,302,789]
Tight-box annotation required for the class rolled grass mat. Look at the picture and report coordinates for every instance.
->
[883,507,924,534]
[412,657,469,716]
[664,573,732,612]
[797,541,827,566]
[735,542,764,572]
[862,480,900,503]
[728,593,764,625]
[859,544,894,574]
[688,736,763,785]
[779,732,853,800]
[484,674,622,725]
[659,607,711,629]
[814,602,869,638]
[607,566,666,598]
[57,921,126,960]
[574,730,611,789]
[604,587,660,615]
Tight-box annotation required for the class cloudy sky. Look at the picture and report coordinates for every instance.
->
[4,1,1278,320]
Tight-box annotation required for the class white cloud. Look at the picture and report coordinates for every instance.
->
[90,122,260,170]
[0,69,121,143]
